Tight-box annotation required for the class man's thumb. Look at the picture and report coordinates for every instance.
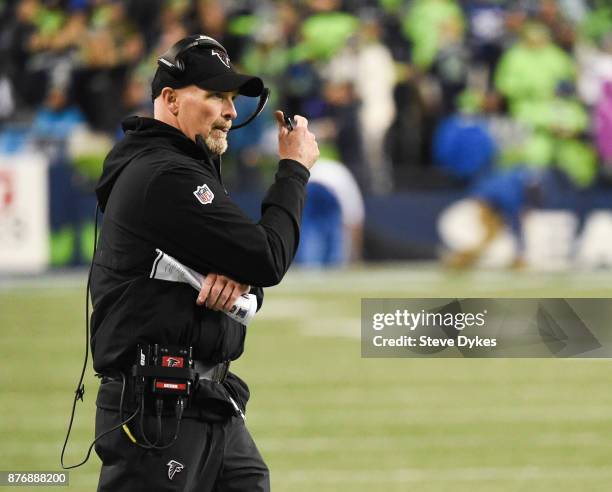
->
[274,110,285,128]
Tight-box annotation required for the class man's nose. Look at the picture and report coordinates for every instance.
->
[223,98,237,120]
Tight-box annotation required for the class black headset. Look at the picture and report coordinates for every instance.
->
[157,35,270,131]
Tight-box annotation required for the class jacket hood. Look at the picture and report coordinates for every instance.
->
[96,116,212,211]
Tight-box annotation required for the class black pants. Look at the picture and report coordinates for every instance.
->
[95,408,270,492]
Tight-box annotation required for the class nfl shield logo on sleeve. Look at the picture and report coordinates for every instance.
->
[193,184,215,205]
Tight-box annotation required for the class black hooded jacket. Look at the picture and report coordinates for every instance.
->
[91,116,309,414]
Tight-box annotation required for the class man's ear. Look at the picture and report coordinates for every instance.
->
[162,87,179,115]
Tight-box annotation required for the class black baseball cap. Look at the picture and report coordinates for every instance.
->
[151,44,264,100]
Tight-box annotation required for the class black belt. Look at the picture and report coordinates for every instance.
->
[100,360,230,385]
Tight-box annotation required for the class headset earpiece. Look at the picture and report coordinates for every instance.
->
[157,34,229,76]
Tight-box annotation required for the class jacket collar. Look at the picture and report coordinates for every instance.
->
[121,116,214,163]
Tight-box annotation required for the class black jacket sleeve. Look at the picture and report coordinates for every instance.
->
[250,286,264,311]
[144,159,309,287]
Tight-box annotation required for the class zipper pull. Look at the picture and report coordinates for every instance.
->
[228,395,246,421]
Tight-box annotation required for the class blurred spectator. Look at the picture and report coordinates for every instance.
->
[240,9,291,111]
[158,0,190,45]
[295,157,365,267]
[536,0,576,51]
[594,80,612,169]
[186,0,247,59]
[120,70,152,124]
[354,14,396,193]
[464,0,508,76]
[557,0,590,25]
[3,0,49,110]
[72,0,144,132]
[295,182,344,267]
[385,77,429,186]
[476,90,532,167]
[324,12,396,193]
[402,0,466,70]
[67,126,114,185]
[0,74,15,121]
[124,0,165,50]
[513,81,597,187]
[32,85,84,140]
[576,27,612,106]
[276,0,301,45]
[320,76,368,192]
[429,19,470,114]
[136,0,189,89]
[293,0,360,63]
[433,110,497,181]
[494,22,575,115]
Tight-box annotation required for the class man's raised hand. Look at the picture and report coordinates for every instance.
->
[275,111,319,170]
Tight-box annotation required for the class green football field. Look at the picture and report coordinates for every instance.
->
[2,264,612,491]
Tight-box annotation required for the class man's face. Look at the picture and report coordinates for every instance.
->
[174,86,238,154]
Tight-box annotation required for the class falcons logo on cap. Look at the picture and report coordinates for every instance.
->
[211,49,230,68]
[167,460,184,481]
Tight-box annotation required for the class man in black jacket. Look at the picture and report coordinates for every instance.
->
[90,35,319,492]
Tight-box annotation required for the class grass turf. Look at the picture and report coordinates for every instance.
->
[1,264,612,491]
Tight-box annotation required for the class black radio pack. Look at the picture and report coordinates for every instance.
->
[132,344,198,398]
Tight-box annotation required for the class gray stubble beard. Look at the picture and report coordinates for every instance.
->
[204,134,228,155]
